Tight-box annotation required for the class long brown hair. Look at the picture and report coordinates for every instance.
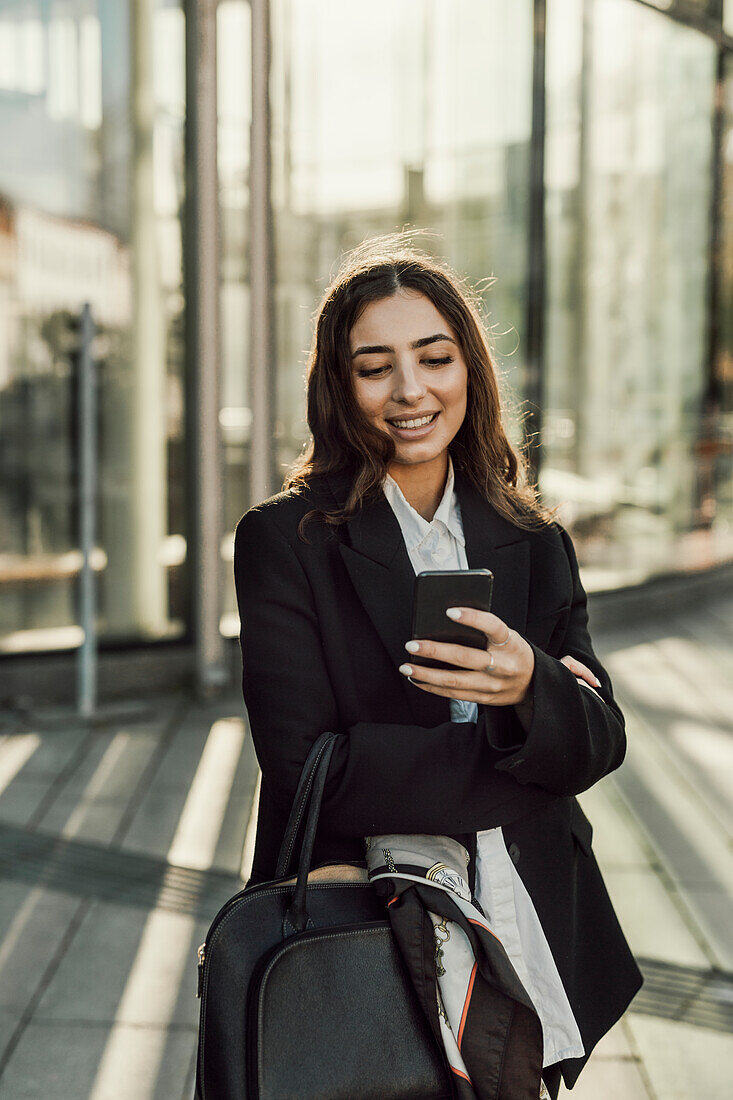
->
[284,231,556,537]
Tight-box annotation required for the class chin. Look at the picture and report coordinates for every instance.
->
[394,442,448,464]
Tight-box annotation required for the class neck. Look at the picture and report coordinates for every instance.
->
[387,452,450,521]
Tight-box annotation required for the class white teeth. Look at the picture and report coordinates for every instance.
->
[389,413,436,429]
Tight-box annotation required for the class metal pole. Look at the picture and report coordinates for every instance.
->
[250,0,276,505]
[77,303,97,718]
[185,0,227,695]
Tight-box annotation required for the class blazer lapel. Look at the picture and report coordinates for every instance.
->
[326,471,427,720]
[325,466,531,727]
[453,471,530,638]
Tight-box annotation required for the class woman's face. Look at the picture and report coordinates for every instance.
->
[349,289,469,471]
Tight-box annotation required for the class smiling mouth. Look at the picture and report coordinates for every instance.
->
[386,411,440,429]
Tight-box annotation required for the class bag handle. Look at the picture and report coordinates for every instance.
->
[282,733,339,938]
[275,731,336,879]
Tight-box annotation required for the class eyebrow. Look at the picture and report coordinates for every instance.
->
[350,333,457,358]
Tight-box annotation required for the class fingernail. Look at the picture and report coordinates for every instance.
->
[594,676,601,687]
[405,640,420,653]
[399,664,413,676]
[446,607,462,620]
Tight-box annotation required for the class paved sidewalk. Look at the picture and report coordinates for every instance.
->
[0,592,730,1098]
[562,590,733,1098]
[0,695,258,1099]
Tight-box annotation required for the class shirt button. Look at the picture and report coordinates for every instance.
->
[508,843,520,865]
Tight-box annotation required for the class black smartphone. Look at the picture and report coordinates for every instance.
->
[410,569,494,670]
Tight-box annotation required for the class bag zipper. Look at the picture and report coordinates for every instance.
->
[193,879,258,1001]
[196,942,206,998]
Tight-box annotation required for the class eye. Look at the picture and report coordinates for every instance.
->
[356,355,453,378]
[357,365,389,378]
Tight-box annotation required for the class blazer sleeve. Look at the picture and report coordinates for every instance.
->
[491,524,627,797]
[234,506,556,841]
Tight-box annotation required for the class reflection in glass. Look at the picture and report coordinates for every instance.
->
[544,0,724,588]
[0,0,186,653]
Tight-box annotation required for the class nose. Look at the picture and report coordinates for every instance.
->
[391,361,427,406]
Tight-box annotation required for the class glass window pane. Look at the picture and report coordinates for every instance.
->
[0,0,187,654]
[544,0,720,588]
[268,0,535,478]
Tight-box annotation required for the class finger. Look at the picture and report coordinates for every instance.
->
[400,663,501,694]
[563,659,598,686]
[445,607,512,646]
[405,639,510,673]
[409,680,497,704]
[560,654,601,688]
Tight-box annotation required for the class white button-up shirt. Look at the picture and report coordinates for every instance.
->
[382,456,585,1068]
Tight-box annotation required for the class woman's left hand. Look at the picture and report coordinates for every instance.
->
[399,607,535,707]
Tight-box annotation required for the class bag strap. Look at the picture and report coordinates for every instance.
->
[282,733,339,937]
[275,731,337,879]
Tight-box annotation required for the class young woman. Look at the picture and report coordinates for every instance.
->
[234,234,642,1097]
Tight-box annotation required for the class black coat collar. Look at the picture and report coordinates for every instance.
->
[322,466,530,727]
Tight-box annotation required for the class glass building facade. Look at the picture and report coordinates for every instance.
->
[0,0,186,656]
[1,0,732,662]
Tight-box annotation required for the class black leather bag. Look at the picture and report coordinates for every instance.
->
[194,731,452,1100]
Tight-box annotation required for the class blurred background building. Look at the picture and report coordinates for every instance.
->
[0,0,732,696]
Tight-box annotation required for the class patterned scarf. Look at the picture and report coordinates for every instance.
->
[366,835,552,1100]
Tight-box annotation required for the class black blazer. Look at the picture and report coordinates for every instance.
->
[234,465,642,1086]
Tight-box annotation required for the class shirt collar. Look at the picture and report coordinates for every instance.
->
[382,455,466,552]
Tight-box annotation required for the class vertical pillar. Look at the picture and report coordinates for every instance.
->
[185,0,227,694]
[249,0,276,506]
[131,0,168,634]
[571,0,592,476]
[524,0,547,486]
